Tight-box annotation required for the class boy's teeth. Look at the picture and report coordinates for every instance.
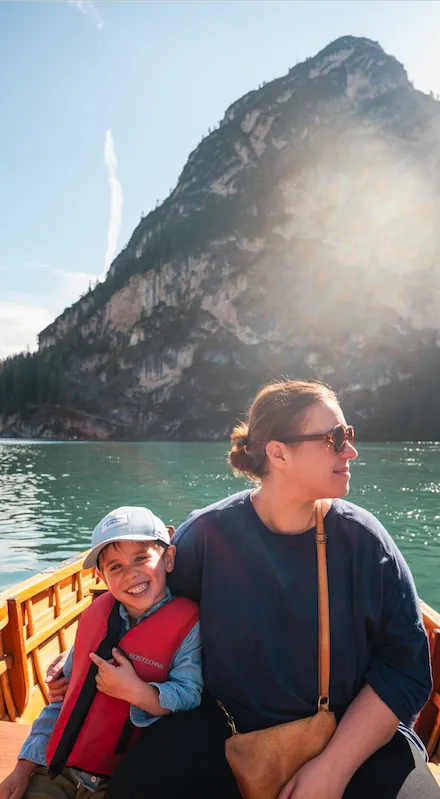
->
[127,583,148,595]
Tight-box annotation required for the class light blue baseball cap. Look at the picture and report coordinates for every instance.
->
[83,506,171,570]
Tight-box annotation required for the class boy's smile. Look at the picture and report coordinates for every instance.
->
[97,540,176,619]
[125,581,150,597]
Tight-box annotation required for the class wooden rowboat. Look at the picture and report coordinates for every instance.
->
[0,543,440,785]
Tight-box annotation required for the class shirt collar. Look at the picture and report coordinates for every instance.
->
[119,586,173,627]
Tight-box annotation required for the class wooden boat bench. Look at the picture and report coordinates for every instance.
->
[0,720,31,782]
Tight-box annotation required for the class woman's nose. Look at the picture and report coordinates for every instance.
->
[343,441,358,460]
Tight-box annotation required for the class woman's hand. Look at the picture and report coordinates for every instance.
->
[277,756,347,799]
[0,760,35,799]
[45,651,69,703]
[89,648,142,703]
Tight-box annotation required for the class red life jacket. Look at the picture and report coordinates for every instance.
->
[46,591,199,778]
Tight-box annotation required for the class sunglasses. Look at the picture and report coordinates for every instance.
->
[281,424,355,455]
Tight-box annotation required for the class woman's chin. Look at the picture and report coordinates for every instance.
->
[331,475,351,497]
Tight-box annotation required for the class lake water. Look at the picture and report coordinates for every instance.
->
[0,441,439,608]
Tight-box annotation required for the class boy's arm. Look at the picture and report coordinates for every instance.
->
[130,621,203,727]
[18,646,74,766]
[0,647,74,799]
[0,758,36,799]
[17,700,64,767]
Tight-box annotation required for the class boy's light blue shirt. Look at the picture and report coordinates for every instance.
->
[18,589,202,791]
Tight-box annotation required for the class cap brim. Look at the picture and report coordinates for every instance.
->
[83,534,163,570]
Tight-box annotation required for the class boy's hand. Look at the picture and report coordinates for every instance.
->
[90,648,141,703]
[45,651,70,703]
[0,760,35,799]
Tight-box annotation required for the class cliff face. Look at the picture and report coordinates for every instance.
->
[4,36,440,440]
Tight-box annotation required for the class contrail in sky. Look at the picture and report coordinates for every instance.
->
[68,1,104,30]
[104,130,123,272]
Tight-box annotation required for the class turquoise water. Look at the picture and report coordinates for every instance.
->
[0,441,439,607]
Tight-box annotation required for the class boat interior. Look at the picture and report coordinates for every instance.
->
[0,539,439,786]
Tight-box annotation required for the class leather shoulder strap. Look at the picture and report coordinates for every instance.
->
[315,500,331,711]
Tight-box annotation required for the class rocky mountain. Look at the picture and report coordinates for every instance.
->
[2,35,440,440]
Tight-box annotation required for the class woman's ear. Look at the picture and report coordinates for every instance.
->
[265,440,288,469]
[164,544,176,573]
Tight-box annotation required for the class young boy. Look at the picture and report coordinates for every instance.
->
[0,506,202,799]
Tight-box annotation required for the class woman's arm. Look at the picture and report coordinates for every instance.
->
[45,649,72,702]
[322,682,398,774]
[279,684,399,799]
[279,532,432,799]
[363,541,432,727]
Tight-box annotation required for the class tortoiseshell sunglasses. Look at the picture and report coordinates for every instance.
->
[281,423,355,455]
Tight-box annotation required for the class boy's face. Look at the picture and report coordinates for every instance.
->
[96,540,176,619]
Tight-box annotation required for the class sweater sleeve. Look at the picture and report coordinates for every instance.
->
[365,541,432,727]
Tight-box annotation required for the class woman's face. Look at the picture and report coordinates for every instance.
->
[265,399,358,500]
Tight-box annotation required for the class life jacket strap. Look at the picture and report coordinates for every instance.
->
[114,716,135,755]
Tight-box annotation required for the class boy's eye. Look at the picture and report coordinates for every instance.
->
[110,563,122,572]
[135,555,147,563]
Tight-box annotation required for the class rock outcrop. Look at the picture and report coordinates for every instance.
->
[2,36,440,440]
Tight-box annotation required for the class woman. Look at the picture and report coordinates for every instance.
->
[54,380,438,798]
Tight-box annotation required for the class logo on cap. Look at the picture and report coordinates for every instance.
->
[102,513,129,533]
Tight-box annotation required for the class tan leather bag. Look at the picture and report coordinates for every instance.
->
[218,500,337,799]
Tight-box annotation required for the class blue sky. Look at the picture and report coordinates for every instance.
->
[2,0,440,358]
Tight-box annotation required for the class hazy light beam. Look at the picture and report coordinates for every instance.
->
[104,130,123,272]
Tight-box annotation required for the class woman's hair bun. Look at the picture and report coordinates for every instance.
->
[230,423,249,450]
[228,423,257,478]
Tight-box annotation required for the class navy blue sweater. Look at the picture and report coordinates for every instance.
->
[168,491,431,737]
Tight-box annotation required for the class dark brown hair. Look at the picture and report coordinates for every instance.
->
[97,539,168,572]
[228,379,337,481]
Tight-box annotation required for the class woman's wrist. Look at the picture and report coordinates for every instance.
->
[315,747,353,789]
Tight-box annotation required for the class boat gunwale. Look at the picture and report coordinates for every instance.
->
[0,601,8,628]
[419,600,440,630]
[0,551,93,605]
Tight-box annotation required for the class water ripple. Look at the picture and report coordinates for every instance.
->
[1,441,440,608]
